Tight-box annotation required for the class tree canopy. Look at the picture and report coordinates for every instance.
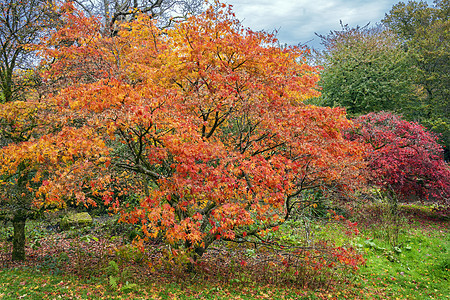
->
[315,1,449,159]
[19,2,367,258]
[1,0,448,264]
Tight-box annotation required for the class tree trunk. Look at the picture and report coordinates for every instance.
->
[0,70,13,103]
[194,234,216,260]
[12,214,27,261]
[183,234,215,272]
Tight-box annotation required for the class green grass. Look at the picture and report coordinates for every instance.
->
[348,204,450,299]
[354,226,449,299]
[0,268,330,299]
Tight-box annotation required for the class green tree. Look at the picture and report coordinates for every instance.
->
[314,23,416,117]
[383,0,449,159]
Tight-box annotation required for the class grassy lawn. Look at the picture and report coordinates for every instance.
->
[0,268,329,300]
[353,205,449,299]
[0,204,448,299]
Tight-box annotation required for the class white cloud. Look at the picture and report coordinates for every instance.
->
[223,0,434,48]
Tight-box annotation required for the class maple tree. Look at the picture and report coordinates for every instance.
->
[347,112,450,207]
[29,2,367,259]
[0,1,105,261]
[0,0,56,260]
[0,2,108,261]
[0,99,110,260]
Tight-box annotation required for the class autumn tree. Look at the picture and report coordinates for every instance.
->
[314,23,416,117]
[348,111,449,208]
[0,93,112,261]
[37,2,366,259]
[383,0,449,159]
[0,2,112,261]
[0,0,54,260]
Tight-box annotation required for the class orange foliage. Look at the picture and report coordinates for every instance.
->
[0,100,110,210]
[2,2,367,255]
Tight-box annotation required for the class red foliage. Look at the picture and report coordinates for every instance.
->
[348,111,450,204]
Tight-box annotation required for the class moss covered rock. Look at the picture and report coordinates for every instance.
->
[60,212,93,230]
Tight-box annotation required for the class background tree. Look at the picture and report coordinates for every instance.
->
[39,3,367,259]
[71,0,205,33]
[0,0,56,103]
[383,0,449,159]
[314,23,416,117]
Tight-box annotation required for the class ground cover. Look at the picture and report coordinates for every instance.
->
[0,204,448,299]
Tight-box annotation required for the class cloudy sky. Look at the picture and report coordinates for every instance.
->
[223,0,434,49]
